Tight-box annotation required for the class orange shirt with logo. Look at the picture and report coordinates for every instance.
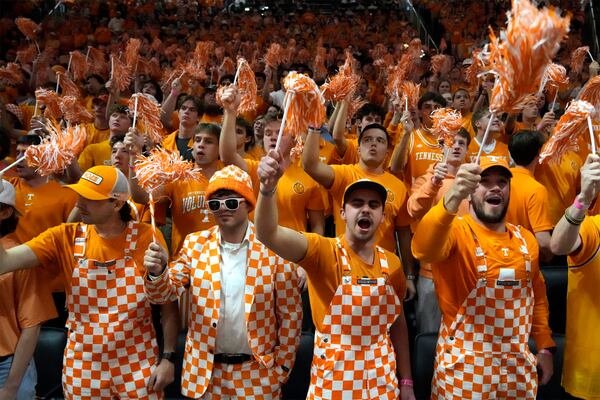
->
[299,233,406,331]
[78,139,112,171]
[467,139,510,163]
[412,201,555,350]
[405,128,444,186]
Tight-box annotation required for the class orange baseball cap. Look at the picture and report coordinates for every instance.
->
[66,166,130,201]
[479,156,512,178]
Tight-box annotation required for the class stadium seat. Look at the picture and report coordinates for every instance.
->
[282,331,314,400]
[412,332,568,399]
[34,326,67,399]
[541,265,568,335]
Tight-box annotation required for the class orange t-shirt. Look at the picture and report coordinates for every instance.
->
[78,139,112,171]
[299,233,406,331]
[0,235,57,356]
[461,112,476,139]
[162,170,220,254]
[506,167,553,232]
[467,139,510,163]
[535,151,582,225]
[405,128,444,187]
[161,130,194,159]
[244,145,265,161]
[26,222,166,296]
[247,160,324,232]
[200,114,222,124]
[83,123,110,146]
[412,201,555,350]
[329,164,412,252]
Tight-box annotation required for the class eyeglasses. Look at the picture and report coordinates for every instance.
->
[207,198,245,211]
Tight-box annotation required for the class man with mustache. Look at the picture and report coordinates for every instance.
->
[412,156,555,399]
[254,149,415,400]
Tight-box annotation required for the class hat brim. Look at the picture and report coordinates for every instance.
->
[343,181,387,205]
[65,183,111,201]
[481,165,513,178]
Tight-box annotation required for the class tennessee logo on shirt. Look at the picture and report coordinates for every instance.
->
[386,189,395,203]
[182,192,206,214]
[414,151,443,162]
[293,181,305,195]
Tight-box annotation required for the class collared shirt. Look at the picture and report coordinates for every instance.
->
[215,225,252,355]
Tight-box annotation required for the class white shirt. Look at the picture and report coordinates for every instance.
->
[215,226,253,355]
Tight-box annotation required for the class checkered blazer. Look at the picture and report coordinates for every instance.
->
[144,222,302,398]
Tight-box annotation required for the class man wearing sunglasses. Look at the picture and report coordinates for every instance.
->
[143,165,303,400]
[254,150,415,400]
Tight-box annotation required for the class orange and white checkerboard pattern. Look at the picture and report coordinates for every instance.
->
[431,223,538,399]
[204,359,286,399]
[307,239,402,399]
[63,222,161,400]
[144,222,302,399]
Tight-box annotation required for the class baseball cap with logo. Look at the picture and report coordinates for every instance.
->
[343,179,387,205]
[66,166,130,201]
[479,156,512,178]
[205,165,256,210]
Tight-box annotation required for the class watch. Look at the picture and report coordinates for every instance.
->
[161,352,176,363]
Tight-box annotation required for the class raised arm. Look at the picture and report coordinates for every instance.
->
[219,86,248,171]
[301,128,335,189]
[160,78,182,132]
[331,100,349,158]
[551,154,600,255]
[255,149,309,263]
[389,110,414,175]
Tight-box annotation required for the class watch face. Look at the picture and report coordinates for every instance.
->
[162,352,175,362]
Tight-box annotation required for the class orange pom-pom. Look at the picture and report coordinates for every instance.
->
[579,76,600,107]
[431,54,448,75]
[539,100,594,164]
[282,71,326,137]
[87,47,108,77]
[487,0,570,113]
[16,45,37,65]
[129,93,166,145]
[111,55,131,92]
[571,46,590,75]
[69,50,88,82]
[125,38,141,72]
[35,88,62,120]
[289,136,304,161]
[0,63,24,85]
[399,81,421,111]
[56,71,81,98]
[221,57,236,75]
[540,63,568,92]
[431,108,463,147]
[25,120,87,176]
[15,18,39,40]
[134,147,202,192]
[186,41,214,80]
[60,96,93,124]
[321,52,361,102]
[465,49,488,90]
[313,46,327,78]
[347,96,368,122]
[234,58,257,114]
[264,43,284,69]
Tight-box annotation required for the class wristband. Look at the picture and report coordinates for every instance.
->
[405,274,416,281]
[573,197,590,211]
[564,210,584,226]
[538,349,552,356]
[260,187,276,197]
[400,378,414,387]
[171,89,180,96]
[308,125,320,132]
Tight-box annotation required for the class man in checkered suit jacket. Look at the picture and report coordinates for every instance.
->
[144,165,303,399]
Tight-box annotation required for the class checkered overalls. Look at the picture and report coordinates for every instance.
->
[62,222,162,400]
[307,239,403,399]
[431,222,537,399]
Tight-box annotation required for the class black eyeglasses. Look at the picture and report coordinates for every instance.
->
[207,198,245,211]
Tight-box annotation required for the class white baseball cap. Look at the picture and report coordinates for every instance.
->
[0,180,18,212]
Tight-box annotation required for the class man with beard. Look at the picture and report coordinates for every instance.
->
[412,156,555,399]
[254,150,415,400]
[200,87,223,124]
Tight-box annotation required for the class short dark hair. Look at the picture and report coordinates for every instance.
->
[453,88,470,101]
[235,117,254,150]
[355,103,385,122]
[418,92,447,109]
[456,127,471,147]
[196,123,221,141]
[108,104,131,118]
[509,130,544,166]
[177,95,203,113]
[17,135,42,146]
[0,128,10,160]
[0,204,18,236]
[358,123,391,147]
[109,134,126,148]
[143,79,163,103]
[263,113,283,124]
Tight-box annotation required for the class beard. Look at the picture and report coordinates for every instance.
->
[471,194,509,224]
